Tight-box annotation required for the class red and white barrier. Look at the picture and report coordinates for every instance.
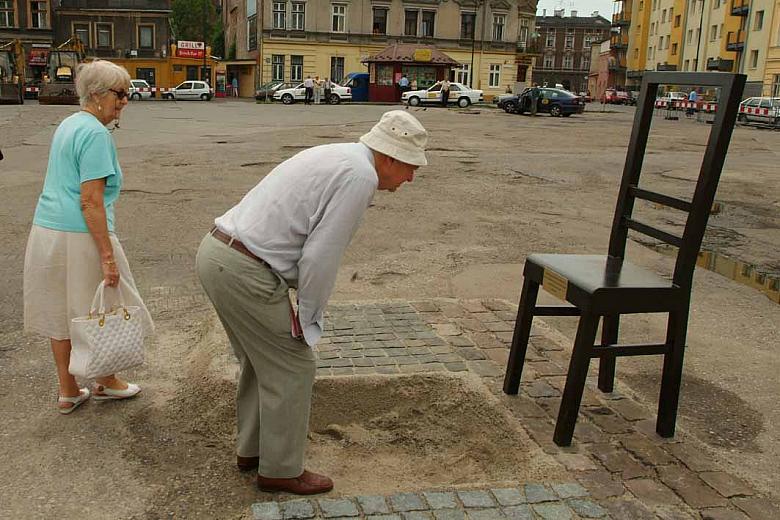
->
[739,105,772,117]
[24,86,40,93]
[654,100,718,112]
[133,87,174,93]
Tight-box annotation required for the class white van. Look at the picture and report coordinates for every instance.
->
[129,79,153,100]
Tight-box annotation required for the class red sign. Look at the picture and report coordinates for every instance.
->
[28,50,49,66]
[176,48,205,58]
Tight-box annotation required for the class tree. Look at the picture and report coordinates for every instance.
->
[211,17,225,58]
[171,0,216,45]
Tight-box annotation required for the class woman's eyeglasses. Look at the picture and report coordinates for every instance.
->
[109,88,128,100]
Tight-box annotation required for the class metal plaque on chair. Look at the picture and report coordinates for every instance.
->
[542,269,568,300]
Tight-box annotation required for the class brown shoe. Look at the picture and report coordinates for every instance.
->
[237,455,260,471]
[257,470,334,495]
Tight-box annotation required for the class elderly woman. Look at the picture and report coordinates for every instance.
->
[23,59,153,414]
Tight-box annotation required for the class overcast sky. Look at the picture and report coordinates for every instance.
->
[535,0,615,19]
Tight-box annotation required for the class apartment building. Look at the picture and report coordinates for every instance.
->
[611,0,632,88]
[764,0,780,95]
[222,0,539,98]
[627,0,772,95]
[533,9,611,93]
[0,0,55,83]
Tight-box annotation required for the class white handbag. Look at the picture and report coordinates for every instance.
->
[69,281,145,379]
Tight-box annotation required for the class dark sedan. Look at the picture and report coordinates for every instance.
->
[501,88,585,117]
[255,81,294,101]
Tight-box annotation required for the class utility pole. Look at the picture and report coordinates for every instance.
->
[202,0,208,83]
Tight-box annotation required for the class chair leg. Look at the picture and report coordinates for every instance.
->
[553,311,600,446]
[598,314,620,393]
[503,278,540,395]
[656,308,689,438]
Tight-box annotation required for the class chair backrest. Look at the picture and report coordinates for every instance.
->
[607,72,746,293]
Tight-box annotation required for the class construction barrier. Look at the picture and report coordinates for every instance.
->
[654,99,718,112]
[24,86,40,93]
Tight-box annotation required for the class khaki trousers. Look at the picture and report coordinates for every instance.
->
[195,233,315,478]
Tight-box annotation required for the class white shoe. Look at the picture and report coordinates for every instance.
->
[58,388,91,414]
[93,382,141,401]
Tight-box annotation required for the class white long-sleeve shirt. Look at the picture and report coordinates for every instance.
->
[214,142,378,346]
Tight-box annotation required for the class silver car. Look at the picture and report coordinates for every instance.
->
[162,80,213,101]
[738,97,780,125]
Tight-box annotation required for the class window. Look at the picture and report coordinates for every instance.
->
[273,2,285,29]
[684,59,689,70]
[488,64,500,87]
[404,10,418,36]
[331,4,345,32]
[692,58,697,70]
[714,0,720,7]
[461,12,476,39]
[272,54,284,81]
[581,55,590,69]
[97,23,112,47]
[674,15,681,27]
[330,56,344,84]
[687,29,693,43]
[565,33,574,48]
[73,22,90,46]
[372,7,387,34]
[639,0,643,9]
[138,25,154,49]
[492,14,505,41]
[290,55,302,81]
[661,9,666,22]
[650,22,654,35]
[545,31,555,47]
[773,75,780,97]
[291,2,305,30]
[671,42,678,55]
[519,18,529,44]
[749,49,758,68]
[421,11,435,37]
[30,0,47,28]
[543,54,554,68]
[710,24,717,41]
[563,55,573,68]
[248,15,257,50]
[584,34,593,47]
[658,36,663,48]
[754,10,763,31]
[0,0,14,27]
[455,63,470,85]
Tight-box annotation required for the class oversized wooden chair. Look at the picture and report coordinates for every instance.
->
[503,72,746,447]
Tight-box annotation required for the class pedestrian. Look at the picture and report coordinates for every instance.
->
[687,88,698,117]
[440,78,450,107]
[530,83,540,116]
[231,76,239,97]
[23,59,154,414]
[195,110,428,494]
[323,77,332,104]
[303,76,314,105]
[313,75,322,105]
[398,74,410,99]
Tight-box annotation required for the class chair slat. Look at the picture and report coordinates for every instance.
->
[534,305,581,316]
[630,187,692,212]
[590,343,669,357]
[626,218,683,247]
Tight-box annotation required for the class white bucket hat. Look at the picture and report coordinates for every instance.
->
[360,110,428,166]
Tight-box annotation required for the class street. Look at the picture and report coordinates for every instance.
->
[1,98,778,518]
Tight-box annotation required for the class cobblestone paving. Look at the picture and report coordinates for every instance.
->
[249,299,779,520]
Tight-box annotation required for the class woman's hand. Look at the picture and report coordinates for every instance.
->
[102,259,120,287]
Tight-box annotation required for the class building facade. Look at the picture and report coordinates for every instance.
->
[763,0,780,96]
[533,9,611,93]
[223,0,540,99]
[0,0,55,84]
[627,0,773,95]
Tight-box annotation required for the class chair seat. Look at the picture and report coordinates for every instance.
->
[525,254,684,314]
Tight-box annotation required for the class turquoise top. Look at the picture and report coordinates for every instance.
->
[33,112,122,233]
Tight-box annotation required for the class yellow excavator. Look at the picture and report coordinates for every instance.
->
[38,36,85,105]
[0,40,24,105]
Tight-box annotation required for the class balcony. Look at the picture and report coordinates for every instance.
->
[730,0,749,16]
[726,30,745,52]
[610,34,628,49]
[608,57,627,72]
[706,57,734,71]
[612,13,630,27]
[518,39,543,55]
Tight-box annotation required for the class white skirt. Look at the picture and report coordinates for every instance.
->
[23,225,154,340]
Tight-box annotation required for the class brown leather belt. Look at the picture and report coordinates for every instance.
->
[210,227,271,268]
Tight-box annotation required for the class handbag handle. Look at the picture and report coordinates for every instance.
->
[89,280,129,317]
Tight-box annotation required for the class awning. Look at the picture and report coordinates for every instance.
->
[221,60,258,66]
[362,44,459,66]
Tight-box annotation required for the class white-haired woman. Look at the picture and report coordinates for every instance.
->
[23,59,153,414]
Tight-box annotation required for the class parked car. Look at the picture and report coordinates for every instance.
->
[501,88,585,117]
[738,97,780,125]
[656,91,688,105]
[402,82,484,108]
[161,80,213,101]
[129,79,153,100]
[496,94,517,113]
[602,88,634,105]
[273,82,352,104]
[255,81,294,101]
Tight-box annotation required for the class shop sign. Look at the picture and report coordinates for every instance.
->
[413,49,432,62]
[177,41,205,59]
[28,50,49,66]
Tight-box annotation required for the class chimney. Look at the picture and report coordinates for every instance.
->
[571,10,578,17]
[554,8,564,17]
[542,8,547,16]
[591,10,599,17]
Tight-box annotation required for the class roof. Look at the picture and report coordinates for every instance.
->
[535,15,612,28]
[362,44,459,65]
